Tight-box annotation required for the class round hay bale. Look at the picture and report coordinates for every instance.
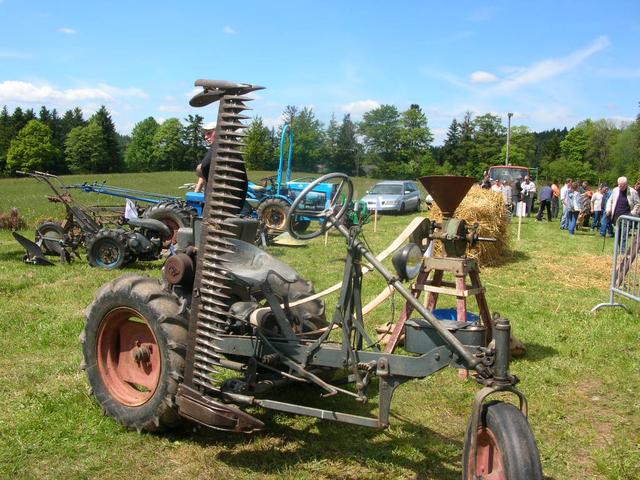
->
[429,185,509,265]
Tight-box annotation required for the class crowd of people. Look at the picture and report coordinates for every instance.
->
[481,173,640,236]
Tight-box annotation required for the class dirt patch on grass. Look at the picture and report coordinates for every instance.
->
[537,253,612,291]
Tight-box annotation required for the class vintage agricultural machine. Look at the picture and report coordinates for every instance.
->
[16,171,172,269]
[81,80,542,479]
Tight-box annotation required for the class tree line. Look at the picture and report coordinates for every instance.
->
[0,105,207,175]
[1,103,638,185]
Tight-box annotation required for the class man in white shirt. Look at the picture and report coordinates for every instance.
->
[521,176,536,217]
[559,178,572,229]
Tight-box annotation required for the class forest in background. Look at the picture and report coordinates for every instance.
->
[1,102,638,185]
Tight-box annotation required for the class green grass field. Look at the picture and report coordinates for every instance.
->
[1,171,638,479]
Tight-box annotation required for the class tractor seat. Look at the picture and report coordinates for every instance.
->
[222,238,299,289]
[127,217,172,239]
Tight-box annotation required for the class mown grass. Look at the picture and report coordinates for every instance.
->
[0,171,639,479]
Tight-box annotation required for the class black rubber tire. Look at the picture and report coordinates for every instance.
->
[81,275,188,432]
[257,198,291,231]
[86,228,130,269]
[399,202,406,215]
[142,201,195,245]
[462,400,543,480]
[35,221,65,255]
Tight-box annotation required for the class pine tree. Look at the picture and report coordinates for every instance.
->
[182,114,206,170]
[334,114,361,175]
[89,106,123,172]
[245,117,277,171]
[323,114,340,171]
[0,106,12,174]
[60,108,86,138]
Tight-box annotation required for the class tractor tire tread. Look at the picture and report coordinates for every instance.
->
[82,275,188,432]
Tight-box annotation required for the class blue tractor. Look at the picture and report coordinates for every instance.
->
[246,124,337,233]
[75,124,336,239]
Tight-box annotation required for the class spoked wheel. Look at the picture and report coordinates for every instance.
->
[462,401,543,480]
[81,275,188,431]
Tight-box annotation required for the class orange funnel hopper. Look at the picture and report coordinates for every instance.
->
[419,175,476,219]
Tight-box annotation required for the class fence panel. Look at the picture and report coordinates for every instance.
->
[592,215,640,312]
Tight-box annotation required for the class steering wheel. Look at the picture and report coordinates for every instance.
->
[287,173,354,240]
[259,175,277,190]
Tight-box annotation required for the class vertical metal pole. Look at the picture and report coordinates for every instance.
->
[610,218,620,304]
[505,112,513,166]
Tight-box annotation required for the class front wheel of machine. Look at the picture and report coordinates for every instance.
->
[257,198,291,231]
[462,401,543,480]
[86,229,129,269]
[35,221,65,255]
[81,275,188,432]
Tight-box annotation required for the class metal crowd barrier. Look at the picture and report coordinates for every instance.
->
[592,215,640,312]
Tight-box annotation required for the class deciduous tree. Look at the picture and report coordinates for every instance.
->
[6,120,60,173]
[125,117,159,172]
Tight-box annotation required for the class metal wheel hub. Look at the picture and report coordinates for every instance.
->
[97,242,120,265]
[96,307,161,406]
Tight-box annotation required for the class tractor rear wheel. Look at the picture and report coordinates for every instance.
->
[86,229,130,269]
[81,275,188,432]
[142,201,195,246]
[462,401,543,480]
[257,198,291,231]
[35,221,65,255]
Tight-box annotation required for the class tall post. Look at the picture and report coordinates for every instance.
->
[505,112,513,166]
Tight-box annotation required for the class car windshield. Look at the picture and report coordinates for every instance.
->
[370,185,402,195]
[489,167,529,183]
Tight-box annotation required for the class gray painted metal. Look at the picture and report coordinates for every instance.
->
[592,214,640,312]
[254,399,381,428]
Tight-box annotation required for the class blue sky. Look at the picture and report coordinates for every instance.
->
[0,0,638,144]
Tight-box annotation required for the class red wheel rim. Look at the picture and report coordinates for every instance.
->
[160,218,180,247]
[96,307,161,406]
[469,427,506,479]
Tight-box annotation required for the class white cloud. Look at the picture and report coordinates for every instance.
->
[223,25,236,35]
[490,35,611,93]
[59,27,77,34]
[262,114,286,129]
[0,80,148,103]
[158,104,185,113]
[470,71,498,84]
[0,49,30,59]
[339,99,380,115]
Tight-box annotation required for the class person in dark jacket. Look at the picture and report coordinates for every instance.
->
[194,121,217,193]
[536,182,553,221]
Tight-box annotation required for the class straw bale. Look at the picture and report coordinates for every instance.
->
[429,185,509,265]
[0,208,26,230]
